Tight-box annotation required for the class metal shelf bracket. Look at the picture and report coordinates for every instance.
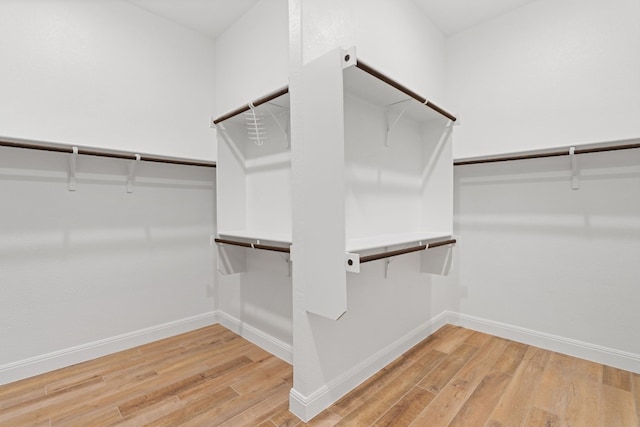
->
[69,146,78,191]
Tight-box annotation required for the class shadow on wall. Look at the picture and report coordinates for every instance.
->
[239,249,293,346]
[0,145,217,365]
[446,146,640,352]
[454,148,640,240]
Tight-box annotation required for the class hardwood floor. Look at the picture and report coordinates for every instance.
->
[0,324,638,426]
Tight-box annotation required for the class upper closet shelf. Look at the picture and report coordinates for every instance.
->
[346,232,453,253]
[0,137,216,168]
[213,87,289,125]
[217,230,292,245]
[343,53,457,124]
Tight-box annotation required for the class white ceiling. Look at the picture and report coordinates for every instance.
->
[414,0,538,36]
[125,0,538,40]
[125,0,259,39]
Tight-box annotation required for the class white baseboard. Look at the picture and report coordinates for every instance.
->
[289,311,449,422]
[289,310,640,421]
[0,311,218,386]
[445,311,640,374]
[215,311,293,364]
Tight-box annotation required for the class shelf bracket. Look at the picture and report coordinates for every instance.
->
[280,254,292,277]
[569,146,579,190]
[385,102,409,147]
[68,146,78,191]
[267,107,290,149]
[345,252,360,273]
[384,247,396,279]
[127,154,141,194]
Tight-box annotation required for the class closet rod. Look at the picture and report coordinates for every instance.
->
[354,60,457,122]
[213,86,289,125]
[0,139,216,168]
[214,238,291,254]
[454,142,640,166]
[360,238,457,264]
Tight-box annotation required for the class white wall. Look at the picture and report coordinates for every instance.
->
[0,0,216,160]
[449,148,640,371]
[447,0,640,159]
[215,0,289,115]
[441,0,640,373]
[290,0,450,420]
[214,0,293,358]
[0,147,216,384]
[0,0,218,384]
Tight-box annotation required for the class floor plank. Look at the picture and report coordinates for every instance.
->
[447,369,512,427]
[0,324,637,427]
[603,365,632,391]
[600,384,639,427]
[523,406,559,427]
[418,342,478,393]
[489,345,551,426]
[372,386,435,427]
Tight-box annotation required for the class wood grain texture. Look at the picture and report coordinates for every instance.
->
[0,323,637,426]
[489,346,551,426]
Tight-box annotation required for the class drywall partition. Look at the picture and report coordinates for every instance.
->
[0,146,216,385]
[0,0,216,160]
[446,0,640,160]
[290,0,451,420]
[214,0,293,361]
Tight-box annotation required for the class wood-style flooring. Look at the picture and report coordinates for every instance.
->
[0,324,638,426]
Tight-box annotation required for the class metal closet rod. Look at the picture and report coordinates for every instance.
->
[213,86,289,125]
[360,238,457,264]
[214,238,291,254]
[354,60,457,122]
[454,142,640,166]
[0,139,216,168]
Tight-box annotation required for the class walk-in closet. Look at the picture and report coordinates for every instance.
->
[1,0,638,425]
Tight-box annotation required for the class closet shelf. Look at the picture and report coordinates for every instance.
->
[213,86,289,125]
[0,138,216,168]
[344,58,457,124]
[217,230,292,245]
[454,139,640,166]
[215,238,290,254]
[346,232,453,253]
[359,238,456,264]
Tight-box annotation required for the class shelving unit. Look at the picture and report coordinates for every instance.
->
[298,47,457,319]
[342,50,456,271]
[214,87,291,275]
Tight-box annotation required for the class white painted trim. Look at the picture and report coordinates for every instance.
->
[216,311,293,364]
[0,311,218,386]
[445,311,640,374]
[289,311,449,422]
